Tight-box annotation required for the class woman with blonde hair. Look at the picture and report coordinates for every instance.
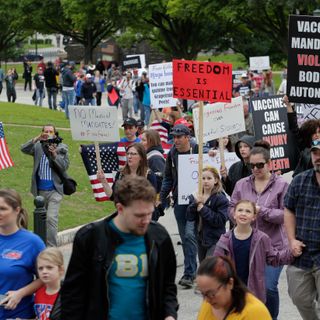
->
[186,166,229,262]
[0,189,45,319]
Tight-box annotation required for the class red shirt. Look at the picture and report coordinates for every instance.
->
[34,286,59,320]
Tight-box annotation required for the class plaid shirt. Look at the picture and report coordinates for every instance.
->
[284,168,320,269]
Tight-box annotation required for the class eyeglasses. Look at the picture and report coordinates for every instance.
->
[195,283,224,299]
[248,162,266,169]
[126,152,139,157]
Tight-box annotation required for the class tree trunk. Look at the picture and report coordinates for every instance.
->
[83,28,94,64]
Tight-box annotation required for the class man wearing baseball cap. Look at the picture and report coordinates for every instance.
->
[120,117,141,143]
[284,139,320,318]
[160,123,198,288]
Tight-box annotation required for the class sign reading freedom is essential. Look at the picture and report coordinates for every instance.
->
[192,96,245,143]
[287,15,320,104]
[173,59,232,102]
[69,106,119,142]
[178,153,238,205]
[149,62,176,108]
[251,96,296,173]
[122,55,141,69]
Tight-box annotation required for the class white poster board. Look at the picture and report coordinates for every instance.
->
[149,62,176,108]
[192,96,245,143]
[249,56,270,71]
[178,153,238,205]
[69,106,119,141]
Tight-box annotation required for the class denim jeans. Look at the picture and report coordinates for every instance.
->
[47,87,57,110]
[62,89,75,119]
[265,265,283,320]
[35,89,44,106]
[174,204,197,277]
[144,104,151,125]
[287,265,320,320]
[84,98,96,106]
[133,94,140,114]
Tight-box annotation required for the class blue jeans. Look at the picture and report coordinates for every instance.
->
[174,204,197,277]
[133,94,140,114]
[47,87,57,110]
[265,265,283,320]
[144,104,151,125]
[35,89,44,106]
[84,98,96,106]
[62,89,75,119]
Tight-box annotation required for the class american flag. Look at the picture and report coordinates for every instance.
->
[81,141,172,202]
[150,120,169,143]
[0,122,14,170]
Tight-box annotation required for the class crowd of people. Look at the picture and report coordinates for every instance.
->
[1,55,319,320]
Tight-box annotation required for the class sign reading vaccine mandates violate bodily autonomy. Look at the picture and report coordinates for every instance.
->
[287,14,320,104]
[172,60,232,103]
[251,96,296,173]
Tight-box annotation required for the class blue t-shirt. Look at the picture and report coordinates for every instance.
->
[0,229,45,319]
[232,230,252,286]
[120,136,141,143]
[108,220,148,320]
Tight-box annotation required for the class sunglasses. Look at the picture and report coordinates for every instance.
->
[312,140,320,147]
[248,162,266,169]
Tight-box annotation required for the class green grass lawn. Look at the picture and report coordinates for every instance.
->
[0,102,116,231]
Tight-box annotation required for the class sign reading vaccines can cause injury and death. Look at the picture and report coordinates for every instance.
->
[251,96,296,173]
[122,55,141,69]
[149,62,177,108]
[178,153,238,205]
[69,106,120,142]
[287,14,320,104]
[192,96,245,143]
[172,59,232,103]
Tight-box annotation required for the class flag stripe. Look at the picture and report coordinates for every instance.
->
[0,123,14,171]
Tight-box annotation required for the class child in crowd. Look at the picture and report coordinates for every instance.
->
[186,166,229,262]
[214,200,293,303]
[34,247,64,320]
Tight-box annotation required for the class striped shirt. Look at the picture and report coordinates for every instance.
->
[284,168,320,269]
[38,154,54,190]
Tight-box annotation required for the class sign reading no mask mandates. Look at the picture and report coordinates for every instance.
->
[287,14,320,104]
[69,106,119,142]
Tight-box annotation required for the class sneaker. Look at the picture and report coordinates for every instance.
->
[178,275,194,288]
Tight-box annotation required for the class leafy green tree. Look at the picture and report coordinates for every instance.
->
[118,0,229,60]
[24,0,121,63]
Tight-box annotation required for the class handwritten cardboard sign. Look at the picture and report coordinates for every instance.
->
[192,96,245,143]
[249,56,270,71]
[287,14,320,104]
[172,59,232,102]
[149,62,176,108]
[251,96,296,173]
[178,153,238,205]
[69,106,119,142]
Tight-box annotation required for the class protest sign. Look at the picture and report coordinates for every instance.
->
[249,56,270,71]
[122,55,141,69]
[69,106,119,142]
[192,96,245,143]
[149,62,176,108]
[232,70,244,89]
[296,103,320,125]
[178,153,238,205]
[287,14,320,104]
[172,59,232,103]
[251,95,296,173]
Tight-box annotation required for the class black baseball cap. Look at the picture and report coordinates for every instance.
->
[136,119,145,127]
[122,118,138,127]
[171,124,191,136]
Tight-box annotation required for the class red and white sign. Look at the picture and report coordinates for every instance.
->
[172,59,232,103]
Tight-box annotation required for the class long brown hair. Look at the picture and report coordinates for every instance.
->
[121,143,148,177]
[203,166,223,194]
[0,189,28,229]
[143,129,162,149]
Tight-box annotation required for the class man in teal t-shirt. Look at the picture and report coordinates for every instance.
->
[61,176,178,320]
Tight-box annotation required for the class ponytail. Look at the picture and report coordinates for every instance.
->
[17,207,28,229]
